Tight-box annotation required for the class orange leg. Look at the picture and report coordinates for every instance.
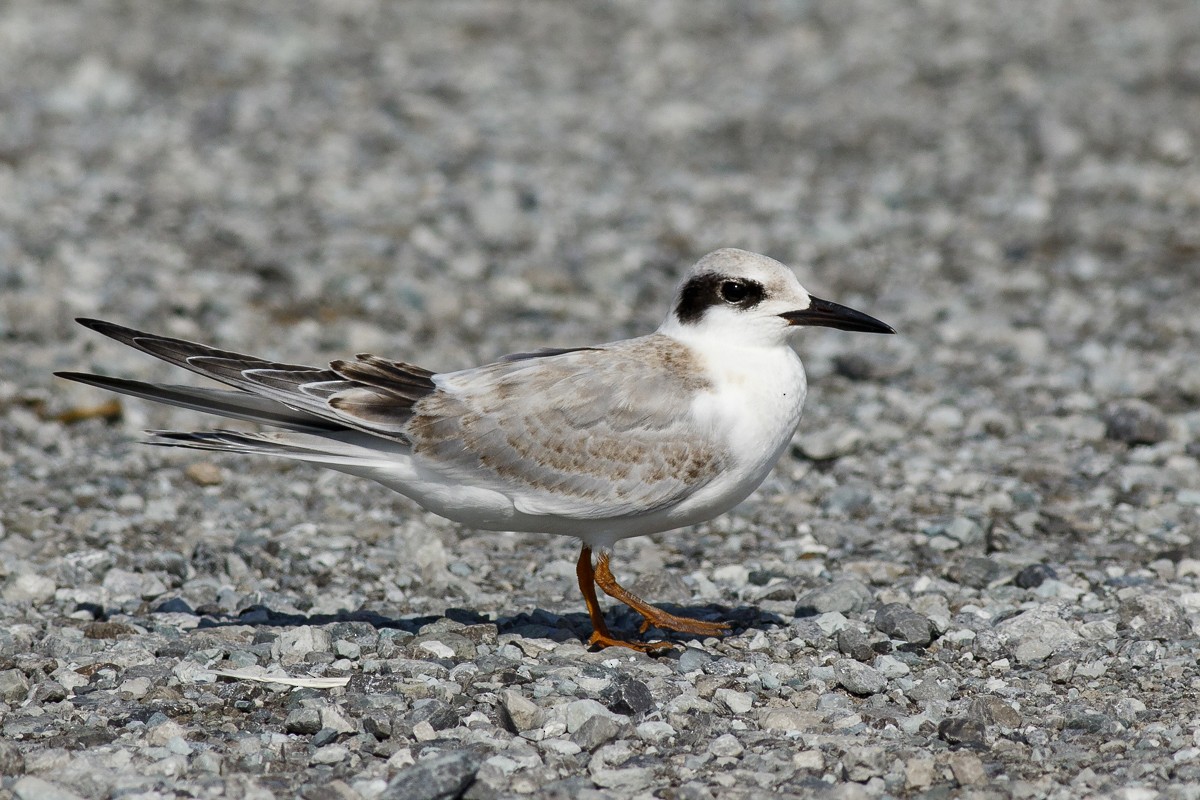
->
[576,545,673,653]
[593,549,731,638]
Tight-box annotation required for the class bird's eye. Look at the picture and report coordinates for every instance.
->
[720,280,749,304]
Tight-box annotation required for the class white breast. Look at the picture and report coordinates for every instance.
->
[663,342,808,527]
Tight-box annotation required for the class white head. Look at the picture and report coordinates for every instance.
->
[658,249,894,347]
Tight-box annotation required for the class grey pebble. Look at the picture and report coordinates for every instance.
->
[602,676,655,718]
[677,648,712,673]
[570,714,624,752]
[565,698,625,733]
[284,708,322,735]
[1118,595,1194,640]
[500,689,543,732]
[874,603,935,646]
[12,777,85,800]
[407,699,461,732]
[0,739,25,775]
[836,627,876,662]
[946,557,1005,589]
[843,746,888,781]
[0,668,30,702]
[1014,564,1058,589]
[382,751,481,800]
[1105,399,1170,445]
[834,658,887,696]
[938,717,987,748]
[796,578,874,616]
[707,733,744,758]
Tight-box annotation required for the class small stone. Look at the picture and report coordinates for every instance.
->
[565,699,625,733]
[12,777,84,800]
[603,676,655,717]
[948,751,987,785]
[416,640,456,660]
[363,710,392,740]
[146,718,186,746]
[184,461,224,486]
[759,708,817,733]
[707,733,743,758]
[995,608,1082,662]
[411,721,437,742]
[381,751,480,800]
[793,750,824,771]
[320,705,357,735]
[0,740,25,775]
[1105,400,1169,445]
[836,627,876,662]
[796,579,873,616]
[3,573,57,605]
[823,484,873,515]
[947,557,1004,589]
[154,597,193,614]
[905,757,936,790]
[873,655,910,679]
[1014,564,1058,589]
[273,627,332,660]
[678,648,712,673]
[408,699,460,732]
[815,611,851,637]
[570,714,622,752]
[1118,595,1193,640]
[0,669,30,702]
[834,659,887,696]
[968,696,1022,729]
[334,639,361,660]
[874,604,935,646]
[938,717,987,747]
[925,405,965,433]
[797,427,863,460]
[635,721,676,743]
[310,744,349,765]
[713,688,754,714]
[500,689,543,732]
[843,746,888,781]
[285,708,322,735]
[101,568,167,601]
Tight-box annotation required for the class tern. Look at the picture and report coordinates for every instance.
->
[58,248,894,651]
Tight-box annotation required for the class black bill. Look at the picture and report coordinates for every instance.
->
[779,297,895,334]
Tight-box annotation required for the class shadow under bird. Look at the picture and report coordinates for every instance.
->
[58,248,894,651]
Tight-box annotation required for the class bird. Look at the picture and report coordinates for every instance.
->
[57,248,894,652]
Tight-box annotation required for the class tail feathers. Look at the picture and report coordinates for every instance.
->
[148,429,409,467]
[54,372,342,433]
[67,318,437,445]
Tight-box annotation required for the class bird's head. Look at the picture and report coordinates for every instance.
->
[659,248,895,348]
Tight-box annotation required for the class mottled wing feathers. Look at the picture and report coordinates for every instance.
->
[408,335,724,519]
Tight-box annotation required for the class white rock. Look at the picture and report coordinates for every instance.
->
[708,733,744,758]
[635,721,676,742]
[309,744,348,765]
[565,699,625,733]
[12,777,85,800]
[714,688,754,714]
[3,573,57,605]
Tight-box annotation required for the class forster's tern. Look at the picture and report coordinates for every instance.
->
[58,248,894,651]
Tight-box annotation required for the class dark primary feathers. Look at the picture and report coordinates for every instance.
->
[58,319,436,443]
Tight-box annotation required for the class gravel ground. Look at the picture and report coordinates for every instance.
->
[3,1,1200,798]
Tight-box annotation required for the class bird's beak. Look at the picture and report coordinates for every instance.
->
[780,297,895,334]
